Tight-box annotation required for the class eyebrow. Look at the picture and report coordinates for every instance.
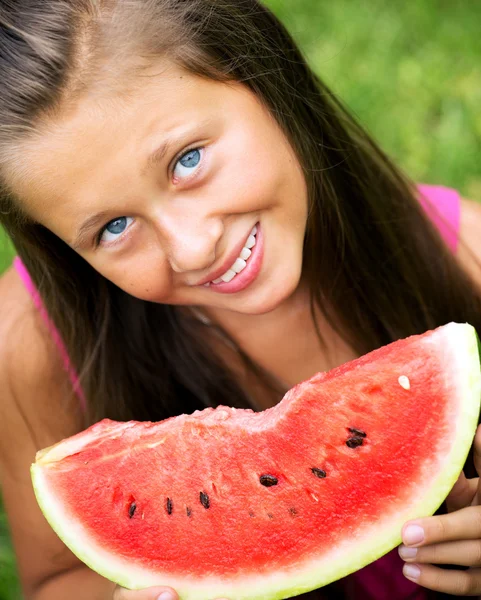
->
[142,139,171,176]
[71,139,172,250]
[70,210,115,250]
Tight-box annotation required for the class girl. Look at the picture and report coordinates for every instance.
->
[1,1,481,599]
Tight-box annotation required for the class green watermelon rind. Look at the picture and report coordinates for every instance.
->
[31,323,481,600]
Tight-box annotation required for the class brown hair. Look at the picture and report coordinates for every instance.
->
[1,0,480,430]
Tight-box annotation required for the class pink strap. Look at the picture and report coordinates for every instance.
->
[418,184,461,253]
[13,256,86,410]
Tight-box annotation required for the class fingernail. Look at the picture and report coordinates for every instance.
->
[157,593,176,600]
[403,563,421,581]
[398,545,418,559]
[403,524,424,545]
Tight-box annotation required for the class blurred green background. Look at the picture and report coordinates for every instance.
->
[1,0,480,597]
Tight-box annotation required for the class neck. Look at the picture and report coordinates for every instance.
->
[196,283,357,392]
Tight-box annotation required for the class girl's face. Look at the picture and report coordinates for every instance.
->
[9,63,308,316]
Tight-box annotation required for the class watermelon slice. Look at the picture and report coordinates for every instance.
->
[31,323,481,600]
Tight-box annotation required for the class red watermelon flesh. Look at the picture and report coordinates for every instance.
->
[31,323,481,599]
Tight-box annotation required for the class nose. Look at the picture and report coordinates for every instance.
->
[158,215,223,274]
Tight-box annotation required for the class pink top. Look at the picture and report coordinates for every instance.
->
[418,184,460,253]
[12,183,461,599]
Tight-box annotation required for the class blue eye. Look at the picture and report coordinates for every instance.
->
[99,216,133,244]
[173,148,203,180]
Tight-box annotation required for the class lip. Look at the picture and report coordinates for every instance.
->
[206,222,263,294]
[194,224,260,287]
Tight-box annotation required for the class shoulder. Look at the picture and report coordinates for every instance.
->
[0,263,33,326]
[0,266,86,594]
[457,198,481,284]
[0,265,55,395]
[0,265,46,389]
[0,265,82,456]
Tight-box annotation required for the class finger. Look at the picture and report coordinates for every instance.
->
[402,505,481,547]
[402,563,481,596]
[445,471,477,512]
[399,539,481,567]
[113,587,178,600]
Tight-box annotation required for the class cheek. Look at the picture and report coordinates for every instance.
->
[94,251,172,302]
[213,114,303,213]
[214,147,301,216]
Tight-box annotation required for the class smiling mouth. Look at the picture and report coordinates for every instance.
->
[204,225,257,286]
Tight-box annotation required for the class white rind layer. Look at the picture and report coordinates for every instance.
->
[31,323,481,600]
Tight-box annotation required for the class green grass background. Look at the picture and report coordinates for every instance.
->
[1,1,480,597]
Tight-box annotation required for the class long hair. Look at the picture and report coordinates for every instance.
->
[1,0,480,429]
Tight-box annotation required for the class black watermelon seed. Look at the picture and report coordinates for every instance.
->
[311,468,327,479]
[260,474,278,487]
[166,497,173,515]
[346,436,364,448]
[348,428,366,438]
[128,502,137,518]
[249,511,255,518]
[200,492,210,509]
[186,507,192,517]
[267,513,274,519]
[289,507,298,516]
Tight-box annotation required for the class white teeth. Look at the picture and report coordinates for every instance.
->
[232,258,247,273]
[220,269,237,283]
[240,247,251,260]
[210,224,258,285]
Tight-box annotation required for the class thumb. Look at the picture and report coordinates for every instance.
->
[445,470,477,512]
[113,586,178,600]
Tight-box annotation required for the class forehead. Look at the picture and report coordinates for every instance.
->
[6,62,240,223]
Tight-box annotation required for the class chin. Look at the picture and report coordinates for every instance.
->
[230,269,303,316]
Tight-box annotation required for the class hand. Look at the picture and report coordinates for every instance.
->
[113,584,229,600]
[398,424,481,596]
